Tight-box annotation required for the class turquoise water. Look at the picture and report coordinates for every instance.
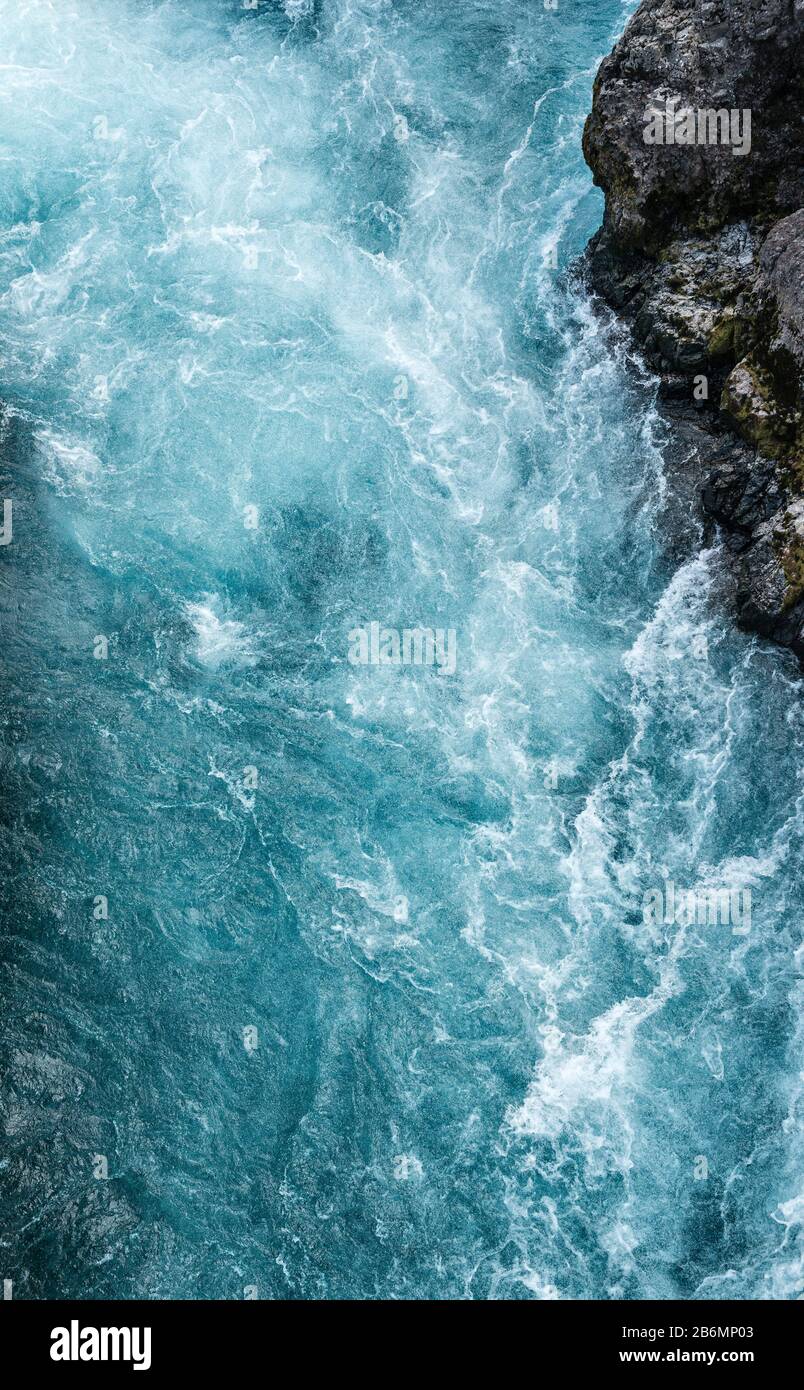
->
[0,0,802,1300]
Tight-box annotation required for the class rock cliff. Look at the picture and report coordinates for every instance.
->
[583,0,804,660]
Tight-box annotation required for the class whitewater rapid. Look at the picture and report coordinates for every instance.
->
[0,0,801,1300]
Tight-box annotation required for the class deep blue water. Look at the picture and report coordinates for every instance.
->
[0,0,802,1300]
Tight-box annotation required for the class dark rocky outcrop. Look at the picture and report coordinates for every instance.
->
[582,0,804,661]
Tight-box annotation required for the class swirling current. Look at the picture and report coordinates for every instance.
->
[0,0,802,1301]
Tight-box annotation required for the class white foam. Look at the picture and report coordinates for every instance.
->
[184,595,258,670]
[35,428,102,495]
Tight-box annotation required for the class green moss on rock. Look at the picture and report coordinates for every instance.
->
[721,355,789,458]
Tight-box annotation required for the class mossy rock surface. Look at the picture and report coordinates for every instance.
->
[721,356,790,459]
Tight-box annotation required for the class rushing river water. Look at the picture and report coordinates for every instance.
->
[0,0,802,1301]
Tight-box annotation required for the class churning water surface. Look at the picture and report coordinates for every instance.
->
[0,0,802,1300]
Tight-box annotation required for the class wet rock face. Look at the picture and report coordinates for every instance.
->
[633,222,758,375]
[583,0,804,254]
[583,0,804,662]
[757,209,804,408]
